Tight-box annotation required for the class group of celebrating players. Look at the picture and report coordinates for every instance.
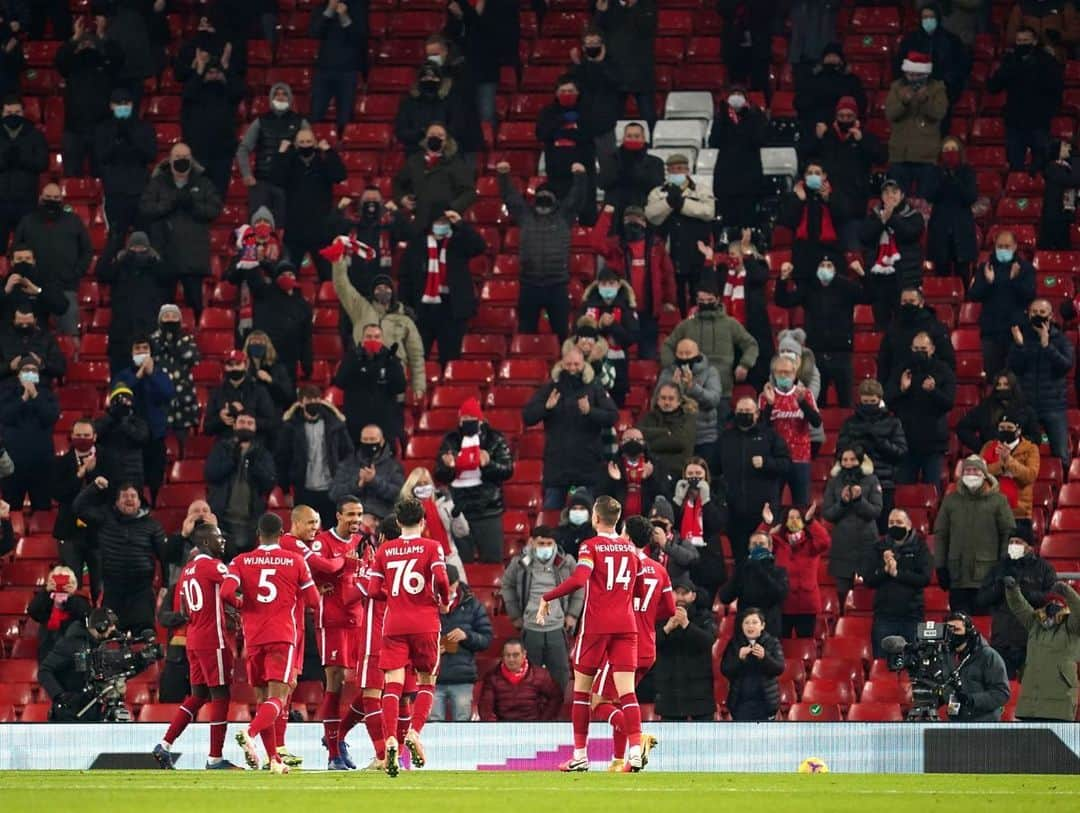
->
[149,492,670,775]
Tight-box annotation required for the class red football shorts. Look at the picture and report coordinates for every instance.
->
[573,632,637,676]
[317,627,358,668]
[246,643,296,685]
[188,647,233,688]
[595,659,653,700]
[379,632,440,674]
[357,648,383,689]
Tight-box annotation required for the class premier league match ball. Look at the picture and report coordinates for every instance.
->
[798,757,829,774]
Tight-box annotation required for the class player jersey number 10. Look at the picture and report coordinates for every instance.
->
[387,559,425,596]
[181,578,204,612]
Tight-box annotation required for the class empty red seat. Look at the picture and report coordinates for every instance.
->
[849,6,900,33]
[497,358,549,385]
[157,483,207,508]
[847,702,904,721]
[0,660,38,683]
[443,360,494,386]
[405,435,442,461]
[787,702,842,722]
[502,484,542,513]
[780,637,818,670]
[1041,535,1080,560]
[802,678,855,711]
[19,703,52,722]
[137,703,180,723]
[861,679,913,706]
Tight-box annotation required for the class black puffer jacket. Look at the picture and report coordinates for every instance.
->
[271,146,347,242]
[13,207,93,291]
[823,460,884,581]
[96,249,167,349]
[436,585,494,685]
[885,355,956,455]
[27,589,93,664]
[93,116,157,197]
[205,435,277,521]
[861,533,932,621]
[55,37,126,135]
[775,275,868,353]
[877,305,956,386]
[333,344,407,445]
[968,256,1036,339]
[394,76,483,157]
[716,422,791,516]
[1008,322,1073,412]
[858,202,926,290]
[976,552,1058,655]
[242,267,314,384]
[718,555,790,634]
[837,406,907,491]
[434,424,514,519]
[598,147,665,225]
[0,378,58,476]
[275,401,354,494]
[721,629,785,720]
[93,410,150,488]
[653,600,716,719]
[397,221,485,320]
[72,484,167,585]
[0,117,48,204]
[139,160,224,278]
[595,0,656,92]
[204,375,280,438]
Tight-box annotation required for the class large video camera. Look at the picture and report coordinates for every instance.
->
[882,621,959,720]
[72,629,164,722]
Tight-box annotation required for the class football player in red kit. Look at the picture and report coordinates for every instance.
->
[537,496,646,772]
[365,498,450,778]
[311,495,367,770]
[593,515,674,771]
[153,524,240,769]
[222,513,319,773]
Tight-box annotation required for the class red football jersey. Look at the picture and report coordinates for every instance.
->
[545,533,642,635]
[356,543,384,658]
[633,552,675,664]
[365,534,449,636]
[311,528,365,629]
[224,545,317,647]
[180,553,230,651]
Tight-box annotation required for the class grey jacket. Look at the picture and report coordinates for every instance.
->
[500,171,585,287]
[501,547,583,633]
[655,355,723,445]
[950,633,1011,722]
[328,445,405,520]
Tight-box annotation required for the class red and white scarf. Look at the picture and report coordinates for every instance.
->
[870,224,900,276]
[422,497,453,556]
[723,262,747,325]
[795,196,837,243]
[319,234,376,264]
[622,455,648,517]
[679,495,704,547]
[501,656,530,686]
[452,433,482,488]
[585,305,625,358]
[422,235,449,304]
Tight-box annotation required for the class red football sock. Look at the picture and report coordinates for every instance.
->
[594,701,626,759]
[362,695,386,760]
[619,692,642,748]
[397,697,412,744]
[410,687,434,734]
[248,697,282,738]
[381,683,402,742]
[259,727,278,760]
[274,699,289,751]
[572,691,591,750]
[339,700,365,741]
[320,690,341,759]
[207,698,230,759]
[163,695,206,745]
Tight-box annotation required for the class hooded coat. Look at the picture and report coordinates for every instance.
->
[391,134,477,230]
[1006,583,1080,721]
[822,455,883,581]
[138,158,224,278]
[660,308,759,398]
[394,72,483,157]
[933,473,1015,589]
[884,77,949,165]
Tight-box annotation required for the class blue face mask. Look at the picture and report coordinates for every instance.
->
[805,174,823,191]
[774,376,794,390]
[534,545,555,563]
[19,370,39,385]
[432,223,451,239]
[113,105,132,120]
[748,545,772,561]
[921,18,938,34]
[667,173,686,187]
[817,267,835,284]
[995,247,1014,264]
[598,286,618,302]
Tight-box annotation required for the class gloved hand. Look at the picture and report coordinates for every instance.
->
[936,567,951,591]
[665,184,683,210]
[1002,575,1017,590]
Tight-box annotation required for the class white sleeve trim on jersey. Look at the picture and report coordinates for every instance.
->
[300,580,315,589]
[430,561,446,570]
[368,571,384,580]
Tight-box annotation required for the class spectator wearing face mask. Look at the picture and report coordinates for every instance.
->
[669,459,728,608]
[0,244,69,336]
[861,508,931,658]
[934,455,1015,614]
[655,338,723,464]
[708,85,768,230]
[654,575,716,722]
[775,329,823,455]
[235,82,309,225]
[599,122,664,228]
[431,564,492,721]
[240,330,293,413]
[241,259,314,394]
[173,13,231,84]
[977,527,1058,678]
[0,307,66,386]
[759,501,830,639]
[94,383,150,491]
[838,379,907,528]
[554,489,594,561]
[13,182,92,337]
[759,354,820,506]
[334,323,406,446]
[1042,138,1080,250]
[778,160,851,282]
[926,137,978,282]
[204,350,279,439]
[445,0,520,130]
[324,187,406,299]
[536,77,597,227]
[721,607,785,722]
[277,385,354,528]
[52,421,102,601]
[638,383,698,478]
[980,414,1040,536]
[823,445,884,607]
[719,530,789,635]
[600,427,671,518]
[498,159,587,344]
[894,3,970,116]
[718,0,778,97]
[578,269,640,406]
[402,466,469,580]
[309,0,368,134]
[794,43,867,139]
[434,397,513,564]
[885,52,947,198]
[568,27,622,164]
[181,58,245,198]
[1005,580,1080,722]
[593,0,657,130]
[0,96,48,251]
[565,321,621,416]
[1008,298,1073,471]
[329,423,404,523]
[27,564,92,664]
[205,413,276,555]
[858,179,926,328]
[968,229,1036,378]
[876,286,955,388]
[0,356,58,512]
[395,61,481,162]
[956,371,1040,456]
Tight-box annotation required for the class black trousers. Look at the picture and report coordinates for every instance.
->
[62,130,96,178]
[419,301,467,366]
[102,192,142,263]
[782,614,816,639]
[518,281,570,343]
[30,0,72,40]
[727,508,760,568]
[948,588,982,615]
[143,438,167,505]
[285,232,331,281]
[159,275,205,318]
[2,469,53,511]
[817,350,853,407]
[0,198,33,251]
[102,580,156,634]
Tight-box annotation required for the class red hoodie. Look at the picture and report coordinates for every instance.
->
[590,208,676,320]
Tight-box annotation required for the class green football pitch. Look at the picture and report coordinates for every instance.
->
[1,771,1078,812]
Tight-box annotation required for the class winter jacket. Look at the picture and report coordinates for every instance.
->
[721,630,785,720]
[554,518,594,561]
[500,170,585,287]
[775,274,868,354]
[55,37,125,135]
[204,435,277,521]
[927,163,979,265]
[238,268,313,382]
[719,556,790,634]
[328,444,405,519]
[598,452,672,514]
[149,327,201,432]
[876,305,956,387]
[805,127,886,219]
[394,75,483,157]
[434,424,514,520]
[660,308,759,397]
[105,0,167,85]
[398,220,485,321]
[96,250,167,349]
[52,448,98,545]
[0,117,48,204]
[445,0,520,85]
[861,532,932,621]
[204,376,280,438]
[968,256,1036,339]
[934,476,1015,589]
[0,262,68,328]
[139,160,224,277]
[391,137,477,230]
[535,102,596,203]
[72,484,166,585]
[654,600,716,719]
[885,354,956,455]
[271,146,347,243]
[716,422,791,516]
[1006,582,1080,721]
[655,355,723,446]
[823,459,884,581]
[595,0,656,92]
[637,404,697,477]
[236,83,309,183]
[93,116,157,197]
[858,202,926,290]
[599,148,665,224]
[27,589,92,664]
[986,45,1064,130]
[980,437,1039,520]
[949,631,1011,722]
[977,552,1058,657]
[0,377,57,475]
[1041,145,1080,247]
[114,365,176,441]
[569,56,622,137]
[671,481,729,598]
[0,327,67,385]
[778,187,853,278]
[1008,322,1073,412]
[768,519,831,615]
[577,279,641,359]
[501,547,583,630]
[885,78,949,165]
[181,73,245,166]
[276,401,354,494]
[590,208,676,321]
[794,62,868,131]
[436,586,494,685]
[13,206,93,291]
[478,660,563,722]
[893,23,971,100]
[707,103,768,217]
[309,0,367,73]
[1005,1,1080,55]
[956,393,1041,455]
[334,344,406,444]
[93,410,149,488]
[645,179,716,280]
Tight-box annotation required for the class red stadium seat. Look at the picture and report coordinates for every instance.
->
[861,679,913,707]
[780,637,818,671]
[787,702,842,722]
[847,702,904,721]
[801,678,855,711]
[19,703,52,722]
[1040,535,1080,560]
[0,660,38,683]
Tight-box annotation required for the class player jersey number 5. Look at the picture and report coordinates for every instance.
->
[387,559,425,596]
[257,569,278,603]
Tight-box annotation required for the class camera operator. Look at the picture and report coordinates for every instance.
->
[942,611,1011,722]
[38,608,118,722]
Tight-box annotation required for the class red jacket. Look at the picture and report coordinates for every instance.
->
[478,661,564,721]
[762,519,831,615]
[590,208,676,320]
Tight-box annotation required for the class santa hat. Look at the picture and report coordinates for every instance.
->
[459,397,483,420]
[901,51,933,75]
[835,96,858,116]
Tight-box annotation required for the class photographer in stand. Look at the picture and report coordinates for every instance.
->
[39,608,119,722]
[941,611,1011,722]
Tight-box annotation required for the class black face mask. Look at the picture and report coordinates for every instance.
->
[560,369,583,385]
[993,389,1012,402]
[362,201,381,222]
[297,146,316,159]
[911,349,930,363]
[696,301,718,312]
[161,321,179,335]
[227,370,246,384]
[361,442,382,459]
[887,525,908,541]
[41,201,63,218]
[584,45,603,59]
[856,402,880,417]
[535,193,556,212]
[132,252,153,267]
[822,62,842,72]
[2,114,22,130]
[171,158,191,174]
[419,80,441,96]
[13,323,33,335]
[679,354,703,369]
[947,631,968,652]
[235,429,255,442]
[623,223,645,241]
[303,406,319,422]
[621,440,644,458]
[686,476,703,489]
[11,261,33,276]
[900,303,920,319]
[836,120,854,132]
[997,428,1018,443]
[110,401,132,418]
[1030,314,1048,328]
[734,412,755,430]
[460,419,480,437]
[426,136,444,153]
[1016,44,1035,58]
